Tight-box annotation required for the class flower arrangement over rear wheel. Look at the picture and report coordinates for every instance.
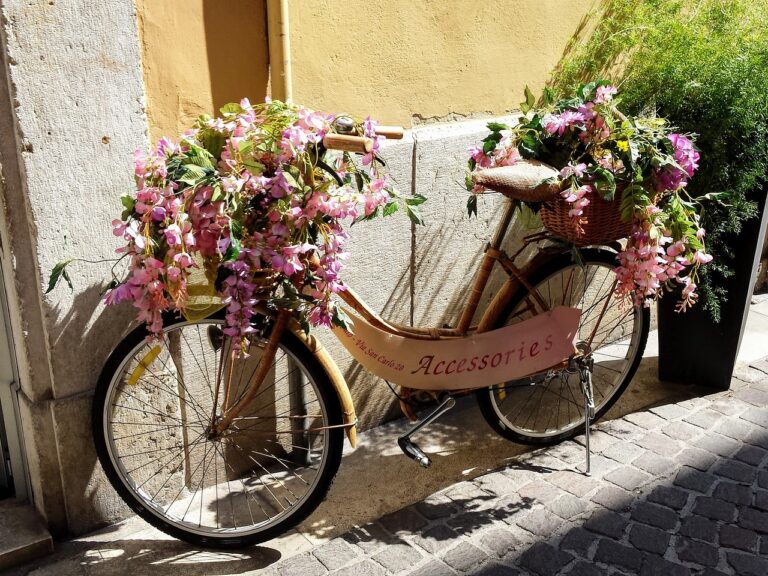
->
[67,99,424,352]
[468,82,715,312]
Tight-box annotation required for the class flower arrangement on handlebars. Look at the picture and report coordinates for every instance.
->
[60,99,423,352]
[467,81,716,312]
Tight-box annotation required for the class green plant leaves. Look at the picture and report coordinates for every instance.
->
[46,260,73,294]
[520,86,536,114]
[405,194,427,225]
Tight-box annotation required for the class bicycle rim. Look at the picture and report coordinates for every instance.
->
[99,318,335,541]
[488,252,647,440]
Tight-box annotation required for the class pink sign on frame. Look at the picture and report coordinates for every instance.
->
[332,306,581,391]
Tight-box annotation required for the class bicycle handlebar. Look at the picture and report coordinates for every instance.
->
[322,124,405,153]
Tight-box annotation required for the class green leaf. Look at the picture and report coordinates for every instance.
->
[211,183,224,202]
[179,164,208,186]
[405,203,424,225]
[405,194,427,206]
[331,306,354,332]
[200,130,226,159]
[243,159,264,174]
[520,85,536,114]
[592,168,617,200]
[120,194,135,220]
[383,202,399,216]
[237,139,254,156]
[46,260,73,293]
[219,102,243,115]
[486,121,509,132]
[467,195,478,218]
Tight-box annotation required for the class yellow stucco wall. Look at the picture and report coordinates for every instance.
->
[136,0,270,142]
[137,0,595,135]
[290,0,597,125]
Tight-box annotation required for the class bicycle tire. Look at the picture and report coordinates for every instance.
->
[477,248,649,445]
[93,312,344,548]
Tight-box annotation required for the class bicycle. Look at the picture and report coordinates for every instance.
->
[92,126,649,548]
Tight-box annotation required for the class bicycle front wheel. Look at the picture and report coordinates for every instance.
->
[477,249,649,445]
[93,314,344,548]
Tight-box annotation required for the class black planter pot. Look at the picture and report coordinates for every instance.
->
[658,187,768,389]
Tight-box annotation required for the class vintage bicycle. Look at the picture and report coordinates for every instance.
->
[92,126,649,548]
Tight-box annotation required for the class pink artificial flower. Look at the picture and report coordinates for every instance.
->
[594,85,618,104]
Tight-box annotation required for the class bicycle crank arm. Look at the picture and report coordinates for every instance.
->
[397,395,456,468]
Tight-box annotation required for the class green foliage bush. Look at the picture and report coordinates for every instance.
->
[549,0,768,321]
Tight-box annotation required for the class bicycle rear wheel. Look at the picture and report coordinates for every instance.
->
[93,313,344,548]
[477,249,649,445]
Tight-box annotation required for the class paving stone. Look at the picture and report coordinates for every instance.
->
[715,417,756,441]
[739,507,768,534]
[403,560,453,576]
[624,411,667,430]
[711,397,751,416]
[674,467,718,493]
[713,459,757,484]
[647,485,690,510]
[662,420,702,441]
[684,409,724,429]
[380,508,429,535]
[628,523,671,555]
[720,524,759,552]
[545,471,599,498]
[491,494,536,524]
[756,470,768,489]
[755,490,768,511]
[713,481,752,505]
[697,569,730,576]
[313,539,361,571]
[411,524,459,554]
[726,551,768,576]
[639,555,691,576]
[445,481,493,502]
[372,543,423,573]
[735,445,768,466]
[546,441,585,464]
[631,501,678,530]
[584,510,628,540]
[331,560,387,576]
[676,397,712,411]
[693,496,737,521]
[514,508,564,537]
[476,473,530,498]
[679,515,718,543]
[675,537,719,567]
[693,433,741,457]
[591,486,634,512]
[594,539,644,572]
[573,430,620,453]
[650,403,690,420]
[476,527,521,558]
[740,407,768,428]
[567,560,604,576]
[518,453,569,472]
[675,447,718,471]
[414,494,461,520]
[518,542,573,576]
[560,527,598,556]
[636,432,683,457]
[746,428,768,450]
[547,493,589,520]
[632,452,677,477]
[578,455,621,478]
[447,511,497,537]
[517,481,564,504]
[735,387,768,407]
[761,536,768,555]
[600,442,646,464]
[343,522,399,554]
[599,418,645,440]
[278,553,327,576]
[478,563,522,576]
[604,466,653,491]
[441,541,488,573]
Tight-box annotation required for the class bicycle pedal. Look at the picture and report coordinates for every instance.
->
[398,437,431,468]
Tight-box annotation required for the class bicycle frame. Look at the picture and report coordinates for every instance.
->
[211,198,607,437]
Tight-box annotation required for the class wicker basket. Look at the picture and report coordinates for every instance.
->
[540,189,632,247]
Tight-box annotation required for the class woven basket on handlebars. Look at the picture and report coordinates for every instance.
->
[540,188,632,247]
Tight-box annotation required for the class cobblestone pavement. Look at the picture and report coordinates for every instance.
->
[264,357,768,576]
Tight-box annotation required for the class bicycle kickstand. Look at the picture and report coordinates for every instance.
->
[575,356,596,476]
[398,394,456,468]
